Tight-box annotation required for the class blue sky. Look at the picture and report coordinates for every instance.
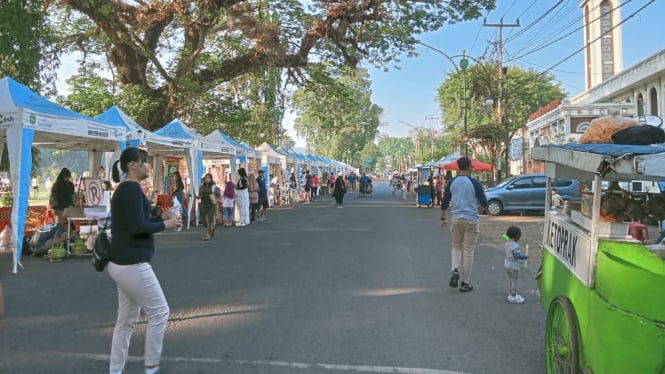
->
[55,1,663,146]
[285,0,665,144]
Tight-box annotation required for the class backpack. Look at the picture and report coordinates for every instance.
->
[611,125,665,145]
[31,223,64,255]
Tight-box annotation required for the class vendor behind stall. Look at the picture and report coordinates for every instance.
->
[49,168,75,223]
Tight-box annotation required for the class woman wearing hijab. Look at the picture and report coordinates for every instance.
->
[222,177,236,227]
[235,168,250,226]
[198,173,219,240]
[333,172,346,207]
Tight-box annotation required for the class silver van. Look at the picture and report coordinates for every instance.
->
[484,174,581,215]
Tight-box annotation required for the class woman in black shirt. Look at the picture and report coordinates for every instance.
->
[49,168,75,223]
[107,147,181,374]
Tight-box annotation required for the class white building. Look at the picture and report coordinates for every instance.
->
[517,0,664,175]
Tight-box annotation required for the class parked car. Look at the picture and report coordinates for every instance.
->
[484,174,581,215]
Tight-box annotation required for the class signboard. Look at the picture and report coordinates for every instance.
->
[84,178,104,207]
[543,214,592,286]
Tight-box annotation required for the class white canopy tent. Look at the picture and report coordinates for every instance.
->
[204,130,261,170]
[0,77,128,273]
[96,106,197,228]
[155,120,236,225]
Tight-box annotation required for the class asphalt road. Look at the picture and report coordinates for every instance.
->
[0,182,546,374]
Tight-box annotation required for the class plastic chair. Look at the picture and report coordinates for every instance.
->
[626,222,649,242]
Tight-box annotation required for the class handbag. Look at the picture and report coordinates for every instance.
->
[249,191,259,204]
[92,214,112,272]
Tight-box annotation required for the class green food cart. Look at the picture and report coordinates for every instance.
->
[532,143,665,374]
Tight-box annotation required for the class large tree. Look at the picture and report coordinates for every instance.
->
[292,64,380,161]
[48,0,495,131]
[1,0,59,91]
[438,64,564,180]
[0,0,59,174]
[377,136,414,172]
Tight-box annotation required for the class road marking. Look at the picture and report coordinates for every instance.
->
[67,353,469,373]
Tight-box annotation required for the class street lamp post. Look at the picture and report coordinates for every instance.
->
[417,42,497,158]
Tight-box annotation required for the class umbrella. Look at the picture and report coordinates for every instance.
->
[442,157,492,171]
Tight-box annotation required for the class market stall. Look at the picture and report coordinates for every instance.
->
[532,143,665,373]
[96,106,197,226]
[256,143,293,204]
[155,119,236,225]
[204,130,261,172]
[0,77,128,272]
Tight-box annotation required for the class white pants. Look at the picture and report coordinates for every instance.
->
[108,262,170,372]
[235,189,250,225]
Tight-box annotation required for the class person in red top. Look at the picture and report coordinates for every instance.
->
[310,173,320,202]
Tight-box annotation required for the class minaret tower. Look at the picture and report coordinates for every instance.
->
[580,0,623,90]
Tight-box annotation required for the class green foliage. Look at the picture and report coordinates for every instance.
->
[292,65,380,162]
[37,150,89,181]
[377,136,415,171]
[0,0,59,91]
[0,144,41,176]
[1,191,12,207]
[437,64,564,178]
[47,0,495,130]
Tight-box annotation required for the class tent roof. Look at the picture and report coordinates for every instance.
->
[0,77,126,151]
[156,119,235,156]
[442,157,492,171]
[96,106,193,152]
[257,142,294,163]
[436,152,461,166]
[280,146,307,161]
[204,130,260,158]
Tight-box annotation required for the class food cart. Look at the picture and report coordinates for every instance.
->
[532,143,665,374]
[415,165,435,208]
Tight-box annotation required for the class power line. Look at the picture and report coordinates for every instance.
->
[510,0,635,63]
[510,0,634,62]
[535,0,656,79]
[504,0,565,44]
[512,1,579,52]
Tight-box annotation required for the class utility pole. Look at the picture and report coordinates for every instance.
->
[484,17,519,180]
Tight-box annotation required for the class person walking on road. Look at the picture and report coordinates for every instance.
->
[304,170,312,203]
[248,171,260,222]
[503,226,529,304]
[310,173,320,201]
[333,171,346,207]
[256,170,269,221]
[222,177,236,227]
[107,147,182,374]
[235,168,250,226]
[170,171,188,224]
[440,157,488,293]
[199,173,219,240]
[390,174,399,197]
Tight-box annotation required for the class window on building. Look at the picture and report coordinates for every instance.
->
[650,87,658,116]
[577,122,591,133]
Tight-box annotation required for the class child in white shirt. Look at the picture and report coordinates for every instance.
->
[504,226,529,303]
